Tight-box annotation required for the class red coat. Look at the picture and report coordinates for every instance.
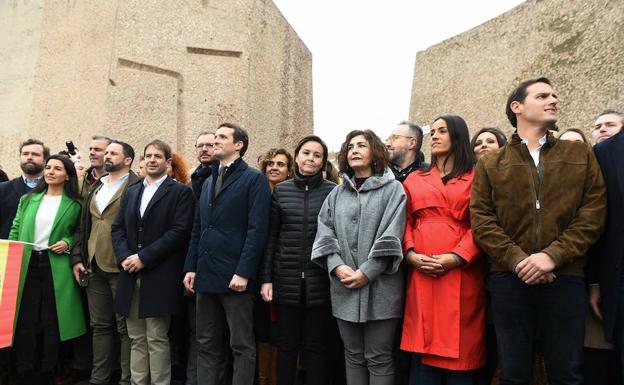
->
[400,167,485,370]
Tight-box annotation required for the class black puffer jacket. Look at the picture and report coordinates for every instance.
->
[260,171,336,307]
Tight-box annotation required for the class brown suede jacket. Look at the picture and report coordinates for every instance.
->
[470,130,606,276]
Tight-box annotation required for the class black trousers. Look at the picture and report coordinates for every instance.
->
[14,252,59,373]
[488,272,586,385]
[276,304,329,385]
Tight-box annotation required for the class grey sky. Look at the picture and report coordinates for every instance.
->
[272,0,526,151]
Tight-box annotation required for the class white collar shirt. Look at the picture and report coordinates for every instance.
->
[520,133,548,168]
[95,173,129,214]
[139,174,168,217]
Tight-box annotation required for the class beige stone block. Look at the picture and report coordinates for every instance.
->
[410,0,624,157]
[0,0,312,177]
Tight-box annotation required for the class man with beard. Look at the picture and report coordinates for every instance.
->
[0,139,48,385]
[0,139,48,238]
[185,130,221,385]
[190,131,216,199]
[71,140,141,385]
[386,121,425,183]
[384,122,424,385]
[79,135,112,196]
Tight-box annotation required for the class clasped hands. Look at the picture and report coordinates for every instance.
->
[406,251,460,278]
[121,254,144,274]
[333,265,369,289]
[514,252,556,285]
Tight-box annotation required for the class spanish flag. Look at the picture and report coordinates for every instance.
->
[0,240,25,348]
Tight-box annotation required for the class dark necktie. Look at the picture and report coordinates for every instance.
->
[215,166,227,195]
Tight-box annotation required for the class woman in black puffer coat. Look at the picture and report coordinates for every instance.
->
[260,135,336,385]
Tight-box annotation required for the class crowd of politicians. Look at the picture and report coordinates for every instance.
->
[0,76,623,385]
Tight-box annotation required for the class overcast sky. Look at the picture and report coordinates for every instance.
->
[272,0,526,151]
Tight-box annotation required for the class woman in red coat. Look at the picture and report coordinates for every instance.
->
[401,115,486,385]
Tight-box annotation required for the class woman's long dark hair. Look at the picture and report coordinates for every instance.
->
[30,154,81,201]
[428,115,474,183]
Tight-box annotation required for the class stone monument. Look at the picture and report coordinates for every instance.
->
[409,0,623,147]
[0,0,313,176]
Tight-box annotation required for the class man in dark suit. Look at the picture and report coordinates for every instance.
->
[587,109,624,378]
[183,123,271,385]
[0,139,48,385]
[0,139,49,239]
[111,140,195,385]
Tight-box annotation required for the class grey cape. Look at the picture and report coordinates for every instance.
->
[311,167,406,323]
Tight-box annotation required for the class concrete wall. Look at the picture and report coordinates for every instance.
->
[409,0,624,150]
[0,0,312,177]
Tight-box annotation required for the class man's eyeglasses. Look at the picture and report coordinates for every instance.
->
[386,134,415,142]
[195,143,214,149]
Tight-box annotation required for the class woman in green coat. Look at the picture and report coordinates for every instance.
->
[9,154,86,385]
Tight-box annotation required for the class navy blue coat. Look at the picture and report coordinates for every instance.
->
[0,177,31,239]
[111,176,195,318]
[184,158,271,294]
[587,131,624,342]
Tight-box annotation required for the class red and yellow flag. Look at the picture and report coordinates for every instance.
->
[0,240,24,348]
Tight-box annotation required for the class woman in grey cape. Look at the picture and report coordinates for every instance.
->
[312,129,406,385]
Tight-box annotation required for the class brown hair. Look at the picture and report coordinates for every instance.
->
[558,128,589,144]
[169,152,190,184]
[19,138,50,159]
[324,160,340,184]
[259,148,293,177]
[144,139,172,159]
[337,129,389,176]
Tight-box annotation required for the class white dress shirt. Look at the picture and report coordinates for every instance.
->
[95,173,129,214]
[520,133,548,168]
[139,174,168,217]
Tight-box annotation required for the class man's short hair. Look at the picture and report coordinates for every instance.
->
[506,77,552,128]
[398,120,424,153]
[195,131,215,143]
[144,139,172,160]
[110,140,135,163]
[19,139,50,159]
[92,135,113,145]
[595,108,624,125]
[218,123,249,157]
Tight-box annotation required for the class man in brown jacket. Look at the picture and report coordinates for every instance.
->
[72,140,142,385]
[470,77,606,385]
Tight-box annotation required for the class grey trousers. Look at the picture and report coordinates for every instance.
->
[337,318,399,385]
[125,279,171,385]
[196,292,255,385]
[86,265,131,385]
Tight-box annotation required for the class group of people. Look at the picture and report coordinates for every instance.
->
[0,76,622,385]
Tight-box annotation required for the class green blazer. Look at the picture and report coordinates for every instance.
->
[9,191,86,341]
